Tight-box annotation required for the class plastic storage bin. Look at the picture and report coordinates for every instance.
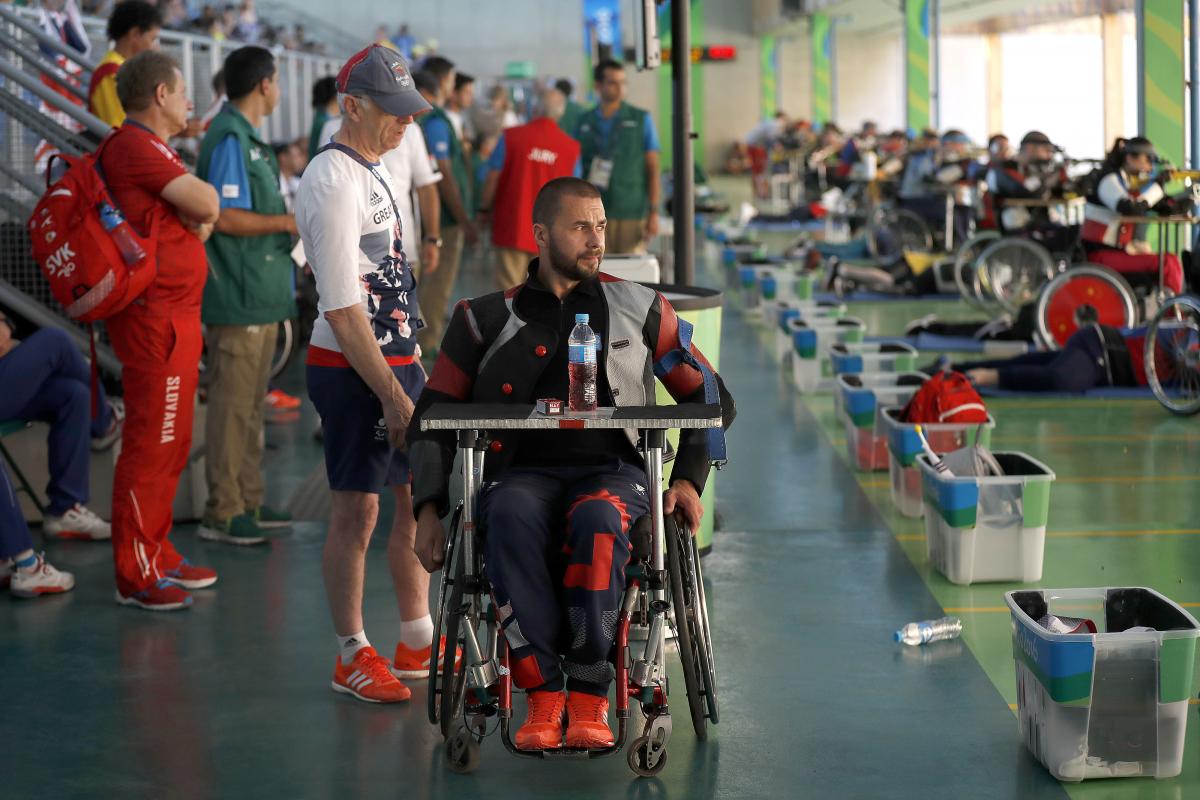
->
[772,301,848,361]
[837,373,927,470]
[790,317,867,393]
[1005,588,1200,782]
[917,450,1055,584]
[829,341,919,377]
[882,407,994,517]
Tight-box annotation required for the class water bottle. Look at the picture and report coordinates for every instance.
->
[915,424,953,476]
[894,616,963,646]
[568,313,598,412]
[97,202,146,265]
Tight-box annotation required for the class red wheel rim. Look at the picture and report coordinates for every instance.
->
[1043,275,1133,348]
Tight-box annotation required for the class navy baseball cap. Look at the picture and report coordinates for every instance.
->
[336,45,431,118]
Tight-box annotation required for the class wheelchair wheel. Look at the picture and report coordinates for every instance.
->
[953,231,999,309]
[866,207,934,260]
[269,318,295,380]
[1034,265,1138,350]
[685,521,719,723]
[665,518,716,740]
[427,505,462,727]
[1145,295,1200,415]
[433,508,470,738]
[976,238,1056,313]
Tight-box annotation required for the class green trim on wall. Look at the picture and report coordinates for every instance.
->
[658,0,706,169]
[1141,0,1185,166]
[905,0,931,134]
[761,34,778,118]
[810,13,831,125]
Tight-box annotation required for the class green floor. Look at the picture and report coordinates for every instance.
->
[3,198,1197,797]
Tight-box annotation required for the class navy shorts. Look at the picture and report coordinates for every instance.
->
[307,361,426,493]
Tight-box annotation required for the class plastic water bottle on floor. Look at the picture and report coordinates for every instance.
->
[568,313,598,412]
[894,616,963,646]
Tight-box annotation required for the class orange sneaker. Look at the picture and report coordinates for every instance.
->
[391,636,461,679]
[565,692,615,749]
[265,389,302,410]
[332,646,412,703]
[514,690,567,751]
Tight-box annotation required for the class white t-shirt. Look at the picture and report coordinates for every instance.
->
[295,147,420,360]
[318,117,441,263]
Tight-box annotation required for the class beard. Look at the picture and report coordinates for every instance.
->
[546,237,603,282]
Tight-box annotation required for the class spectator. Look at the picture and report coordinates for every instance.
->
[160,0,188,30]
[274,139,306,212]
[555,77,584,136]
[196,45,297,545]
[199,67,226,129]
[445,71,475,153]
[0,316,115,543]
[479,88,582,289]
[88,0,162,129]
[308,75,338,159]
[374,23,394,49]
[295,44,434,703]
[576,59,661,254]
[486,84,520,130]
[103,49,220,610]
[391,23,414,60]
[231,0,259,43]
[416,59,477,355]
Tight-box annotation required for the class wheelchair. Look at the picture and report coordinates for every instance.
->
[423,409,721,778]
[1145,293,1200,415]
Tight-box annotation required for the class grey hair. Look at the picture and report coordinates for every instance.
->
[337,93,374,114]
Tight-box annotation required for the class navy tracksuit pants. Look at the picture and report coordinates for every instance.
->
[481,462,650,697]
[0,327,111,558]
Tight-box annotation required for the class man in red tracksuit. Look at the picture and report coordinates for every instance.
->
[479,87,582,289]
[100,51,220,610]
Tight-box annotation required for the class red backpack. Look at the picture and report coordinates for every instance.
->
[900,371,989,424]
[27,131,158,322]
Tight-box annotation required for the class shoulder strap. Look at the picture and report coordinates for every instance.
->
[318,141,402,233]
[652,316,727,466]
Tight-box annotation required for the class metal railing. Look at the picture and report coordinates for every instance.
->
[0,8,345,377]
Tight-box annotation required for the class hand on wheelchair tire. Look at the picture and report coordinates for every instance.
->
[664,480,703,534]
[414,505,445,573]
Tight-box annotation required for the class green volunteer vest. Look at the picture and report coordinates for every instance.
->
[420,105,472,228]
[559,100,585,139]
[198,105,296,327]
[577,102,650,220]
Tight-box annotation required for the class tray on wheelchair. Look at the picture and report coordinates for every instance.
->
[420,402,723,431]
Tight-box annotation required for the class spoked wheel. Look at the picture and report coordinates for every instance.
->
[1145,295,1200,415]
[628,735,668,777]
[976,237,1057,313]
[866,207,934,260]
[954,231,1000,309]
[269,318,296,379]
[1035,265,1138,349]
[665,517,718,739]
[428,506,469,738]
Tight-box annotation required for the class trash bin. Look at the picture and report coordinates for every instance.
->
[771,301,848,361]
[882,407,994,518]
[1005,587,1200,781]
[789,317,867,393]
[918,449,1055,584]
[836,372,927,470]
[651,284,723,556]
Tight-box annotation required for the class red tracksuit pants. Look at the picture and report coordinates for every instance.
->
[107,309,202,595]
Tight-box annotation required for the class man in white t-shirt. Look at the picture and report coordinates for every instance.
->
[319,105,443,281]
[295,44,442,704]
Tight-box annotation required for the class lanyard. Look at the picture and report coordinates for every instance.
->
[318,141,403,238]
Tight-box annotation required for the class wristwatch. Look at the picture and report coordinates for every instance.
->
[424,235,444,248]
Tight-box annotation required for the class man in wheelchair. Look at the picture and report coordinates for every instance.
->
[986,130,1078,252]
[409,177,736,751]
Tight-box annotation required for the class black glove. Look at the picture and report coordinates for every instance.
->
[1155,169,1174,187]
[1116,198,1150,216]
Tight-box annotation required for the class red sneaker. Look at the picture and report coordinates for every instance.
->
[565,692,615,748]
[332,646,412,703]
[391,636,461,680]
[163,559,218,590]
[265,389,302,410]
[515,690,567,751]
[115,579,193,611]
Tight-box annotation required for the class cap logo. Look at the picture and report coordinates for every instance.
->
[389,60,411,87]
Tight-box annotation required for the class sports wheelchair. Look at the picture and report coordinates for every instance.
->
[421,403,722,777]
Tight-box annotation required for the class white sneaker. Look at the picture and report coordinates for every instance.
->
[43,504,112,541]
[0,559,11,589]
[10,553,75,598]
